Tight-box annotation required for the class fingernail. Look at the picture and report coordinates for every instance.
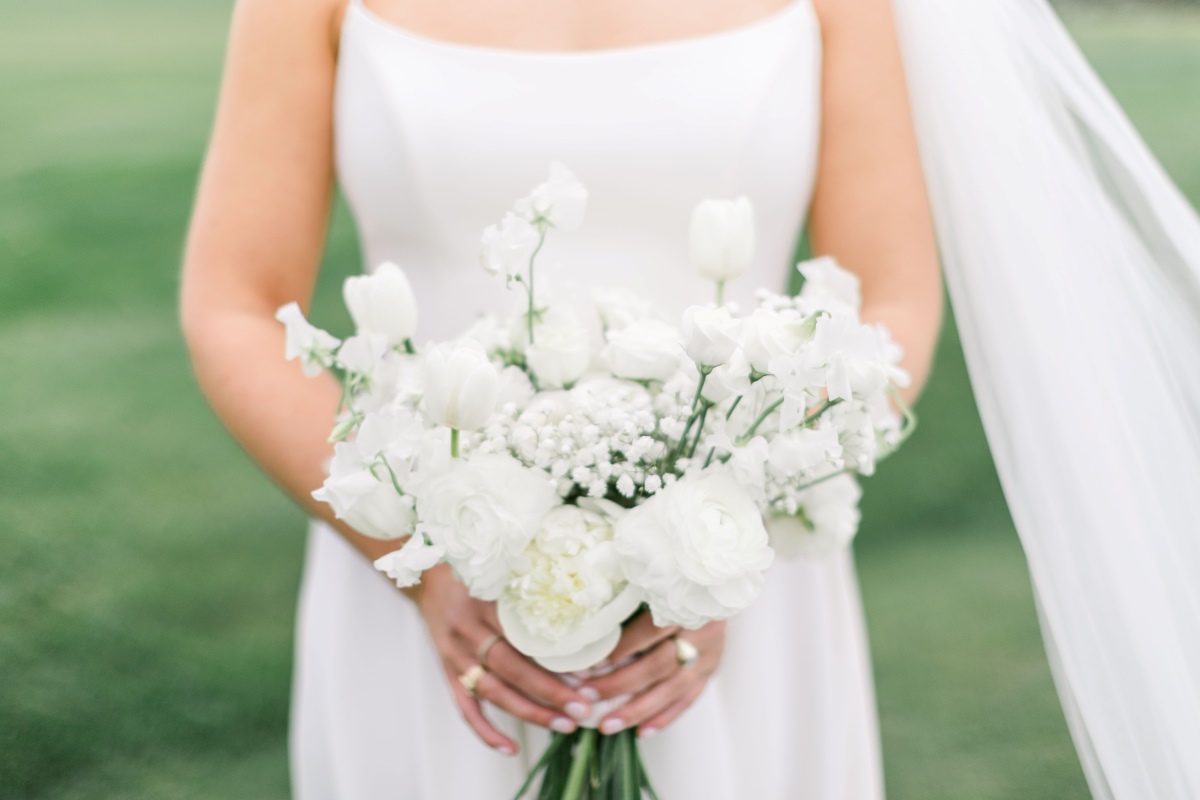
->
[565,701,590,720]
[550,717,577,734]
[497,744,516,756]
[579,686,600,702]
[600,718,625,735]
[639,727,658,739]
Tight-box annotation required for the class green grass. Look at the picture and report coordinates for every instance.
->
[1,2,1198,797]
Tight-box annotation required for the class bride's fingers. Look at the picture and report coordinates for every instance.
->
[444,666,518,755]
[608,611,679,664]
[484,641,592,719]
[473,671,579,734]
[637,678,708,738]
[596,668,698,735]
[579,639,678,700]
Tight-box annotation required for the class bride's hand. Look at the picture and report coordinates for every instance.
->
[579,610,725,739]
[417,563,594,755]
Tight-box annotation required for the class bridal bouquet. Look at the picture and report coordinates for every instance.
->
[278,163,914,799]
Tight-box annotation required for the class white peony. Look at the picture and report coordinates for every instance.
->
[591,286,661,331]
[526,308,592,389]
[739,308,809,375]
[414,454,560,600]
[514,162,588,231]
[276,302,340,377]
[681,305,742,369]
[614,469,774,628]
[767,474,862,559]
[480,212,540,279]
[689,197,755,285]
[374,534,445,588]
[312,439,417,540]
[422,340,499,431]
[601,319,684,382]
[342,262,418,346]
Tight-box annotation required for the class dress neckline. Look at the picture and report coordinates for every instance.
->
[348,0,811,61]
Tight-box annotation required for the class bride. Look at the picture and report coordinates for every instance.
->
[180,0,1200,797]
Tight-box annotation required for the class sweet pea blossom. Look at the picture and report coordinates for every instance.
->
[480,212,540,279]
[681,305,742,369]
[739,308,809,376]
[766,474,862,559]
[276,302,340,377]
[374,534,446,588]
[689,197,755,285]
[422,340,500,432]
[514,162,588,231]
[796,256,862,318]
[312,439,417,540]
[601,319,684,382]
[343,262,418,345]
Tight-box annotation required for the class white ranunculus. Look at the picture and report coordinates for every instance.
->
[739,308,809,375]
[700,349,752,404]
[689,196,755,285]
[526,308,592,389]
[614,469,774,628]
[497,504,643,671]
[276,302,341,377]
[414,454,560,600]
[767,474,862,559]
[590,286,661,331]
[480,212,540,279]
[374,534,445,588]
[601,319,684,382]
[422,340,499,431]
[681,305,742,369]
[514,162,588,231]
[795,256,862,317]
[312,440,416,540]
[342,262,418,345]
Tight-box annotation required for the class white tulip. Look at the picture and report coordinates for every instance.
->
[681,305,742,368]
[601,319,684,382]
[276,302,340,377]
[342,262,418,346]
[422,340,500,432]
[374,534,446,588]
[526,308,592,389]
[480,212,540,279]
[515,162,589,231]
[689,196,755,286]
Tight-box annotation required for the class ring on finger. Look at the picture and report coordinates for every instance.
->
[459,664,486,697]
[477,634,503,669]
[672,635,699,669]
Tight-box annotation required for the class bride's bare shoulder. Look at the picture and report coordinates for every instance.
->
[809,0,897,34]
[227,0,350,55]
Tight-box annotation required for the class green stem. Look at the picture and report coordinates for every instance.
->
[803,397,844,427]
[716,280,725,306]
[450,428,460,458]
[687,402,710,459]
[738,397,784,444]
[725,394,743,421]
[672,369,710,463]
[526,225,548,345]
[562,728,597,800]
[403,338,415,355]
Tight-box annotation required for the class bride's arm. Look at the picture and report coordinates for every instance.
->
[180,0,591,753]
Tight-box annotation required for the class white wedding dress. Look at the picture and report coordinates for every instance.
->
[291,1,886,797]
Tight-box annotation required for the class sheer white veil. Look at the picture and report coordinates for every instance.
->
[890,0,1200,796]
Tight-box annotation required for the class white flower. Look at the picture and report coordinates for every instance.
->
[602,319,683,382]
[335,333,390,376]
[739,308,809,375]
[312,439,416,540]
[591,286,661,331]
[342,262,418,346]
[767,474,862,559]
[515,162,588,231]
[422,340,499,431]
[689,197,755,285]
[796,256,861,317]
[414,454,560,600]
[681,305,742,369]
[807,316,909,402]
[495,365,536,409]
[526,308,592,389]
[276,302,340,377]
[614,469,774,628]
[700,350,752,404]
[374,534,445,588]
[767,425,843,477]
[480,212,539,279]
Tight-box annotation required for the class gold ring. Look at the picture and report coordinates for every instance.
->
[673,636,699,668]
[477,634,502,669]
[458,664,486,697]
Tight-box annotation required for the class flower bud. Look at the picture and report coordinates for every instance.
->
[681,305,741,368]
[422,340,500,431]
[342,262,419,346]
[689,197,755,285]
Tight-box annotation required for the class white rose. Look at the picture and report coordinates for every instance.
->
[514,161,588,231]
[312,440,416,540]
[689,196,755,285]
[276,302,340,377]
[700,350,752,404]
[480,212,539,279]
[591,286,661,331]
[342,262,418,346]
[767,474,862,559]
[796,256,861,317]
[415,454,560,600]
[422,340,500,431]
[526,308,592,389]
[602,319,684,382]
[681,305,742,369]
[374,534,446,588]
[497,503,643,672]
[614,469,774,628]
[739,308,808,375]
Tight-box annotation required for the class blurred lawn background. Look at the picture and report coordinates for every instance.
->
[1,1,1198,798]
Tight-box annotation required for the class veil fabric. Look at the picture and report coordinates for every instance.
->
[890,1,1200,796]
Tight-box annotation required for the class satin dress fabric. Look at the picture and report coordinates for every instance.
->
[291,1,885,797]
